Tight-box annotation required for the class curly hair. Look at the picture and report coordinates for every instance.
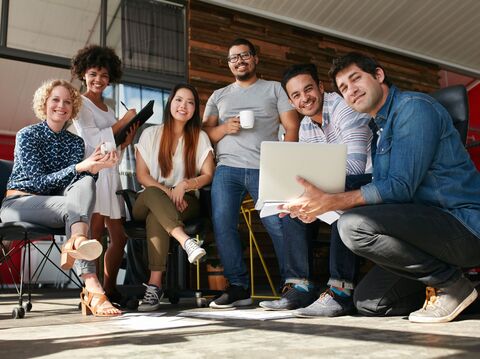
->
[71,45,122,83]
[33,79,82,121]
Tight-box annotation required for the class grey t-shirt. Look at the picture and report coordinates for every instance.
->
[204,79,294,169]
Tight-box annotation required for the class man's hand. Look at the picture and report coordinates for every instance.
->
[223,117,241,135]
[279,176,332,223]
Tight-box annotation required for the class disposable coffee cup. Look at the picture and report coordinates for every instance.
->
[100,141,116,155]
[239,110,255,129]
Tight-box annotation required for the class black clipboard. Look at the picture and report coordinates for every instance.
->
[114,100,155,145]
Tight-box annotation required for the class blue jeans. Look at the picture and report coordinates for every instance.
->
[327,174,372,289]
[211,165,290,288]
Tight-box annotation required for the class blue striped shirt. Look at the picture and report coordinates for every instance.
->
[8,121,88,195]
[299,92,372,175]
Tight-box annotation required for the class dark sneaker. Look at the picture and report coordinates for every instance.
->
[184,238,206,263]
[138,283,164,312]
[209,285,253,309]
[409,276,478,323]
[293,288,354,317]
[259,283,317,311]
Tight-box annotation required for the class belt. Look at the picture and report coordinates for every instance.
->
[5,189,34,198]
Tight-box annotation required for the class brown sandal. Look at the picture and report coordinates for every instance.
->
[60,234,103,270]
[80,287,123,317]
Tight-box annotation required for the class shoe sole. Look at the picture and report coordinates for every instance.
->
[69,240,103,261]
[138,293,165,312]
[209,298,253,309]
[188,248,206,264]
[137,303,162,312]
[259,302,293,311]
[408,288,478,323]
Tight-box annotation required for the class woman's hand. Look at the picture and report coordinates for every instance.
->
[169,181,188,212]
[112,109,137,135]
[121,121,140,150]
[76,145,118,174]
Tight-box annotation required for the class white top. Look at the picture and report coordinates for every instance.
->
[72,95,125,219]
[135,124,213,189]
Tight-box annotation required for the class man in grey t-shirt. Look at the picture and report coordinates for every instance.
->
[203,38,304,309]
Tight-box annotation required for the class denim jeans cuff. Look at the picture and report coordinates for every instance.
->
[74,259,96,277]
[328,278,355,290]
[285,278,312,286]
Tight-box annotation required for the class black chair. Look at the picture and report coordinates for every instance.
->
[0,159,82,318]
[431,84,469,145]
[117,187,213,307]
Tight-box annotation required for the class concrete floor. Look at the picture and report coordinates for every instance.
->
[1,288,480,358]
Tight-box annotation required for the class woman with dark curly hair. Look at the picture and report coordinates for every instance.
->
[70,45,139,304]
[0,79,122,316]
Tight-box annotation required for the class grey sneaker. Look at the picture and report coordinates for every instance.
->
[209,285,253,309]
[408,276,478,323]
[138,283,164,312]
[259,283,317,311]
[184,238,206,263]
[293,288,354,317]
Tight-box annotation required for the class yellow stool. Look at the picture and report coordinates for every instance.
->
[240,198,280,299]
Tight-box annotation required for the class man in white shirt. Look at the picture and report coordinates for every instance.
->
[260,63,372,315]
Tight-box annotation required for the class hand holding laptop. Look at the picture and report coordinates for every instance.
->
[277,176,343,224]
[256,142,347,224]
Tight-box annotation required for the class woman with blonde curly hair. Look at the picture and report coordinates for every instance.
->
[0,79,122,317]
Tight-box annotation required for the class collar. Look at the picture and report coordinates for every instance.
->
[375,85,397,127]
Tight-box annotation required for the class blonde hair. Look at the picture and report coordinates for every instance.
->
[32,79,82,121]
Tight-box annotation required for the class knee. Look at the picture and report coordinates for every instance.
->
[337,209,376,255]
[142,186,166,198]
[79,175,96,194]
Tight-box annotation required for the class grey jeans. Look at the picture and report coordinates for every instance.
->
[338,203,480,289]
[0,176,97,276]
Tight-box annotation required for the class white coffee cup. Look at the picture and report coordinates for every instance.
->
[239,110,255,129]
[100,141,116,155]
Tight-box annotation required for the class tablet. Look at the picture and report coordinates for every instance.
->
[256,141,347,210]
[114,100,155,145]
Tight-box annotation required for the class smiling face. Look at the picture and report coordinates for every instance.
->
[170,87,196,124]
[45,85,73,130]
[335,64,387,116]
[84,66,110,95]
[285,73,324,119]
[227,44,258,81]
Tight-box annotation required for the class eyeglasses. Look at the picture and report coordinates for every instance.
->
[227,51,253,63]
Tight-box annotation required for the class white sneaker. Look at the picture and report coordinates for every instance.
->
[184,238,206,263]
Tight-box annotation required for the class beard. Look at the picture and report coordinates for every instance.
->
[234,62,256,81]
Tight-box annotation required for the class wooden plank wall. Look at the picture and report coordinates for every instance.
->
[188,1,440,110]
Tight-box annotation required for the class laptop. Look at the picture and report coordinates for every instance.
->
[256,141,347,214]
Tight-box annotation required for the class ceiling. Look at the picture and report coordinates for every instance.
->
[203,0,480,80]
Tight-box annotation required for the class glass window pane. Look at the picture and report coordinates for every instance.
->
[122,0,185,76]
[107,0,122,58]
[8,0,101,58]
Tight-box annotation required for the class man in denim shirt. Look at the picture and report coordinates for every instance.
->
[282,52,480,323]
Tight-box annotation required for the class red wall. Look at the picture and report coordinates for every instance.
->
[0,134,15,160]
[467,84,480,170]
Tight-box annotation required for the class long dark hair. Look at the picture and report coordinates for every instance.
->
[158,83,201,179]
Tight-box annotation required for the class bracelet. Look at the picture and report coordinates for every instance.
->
[193,178,200,190]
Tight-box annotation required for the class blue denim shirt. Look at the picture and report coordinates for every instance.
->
[361,86,480,239]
